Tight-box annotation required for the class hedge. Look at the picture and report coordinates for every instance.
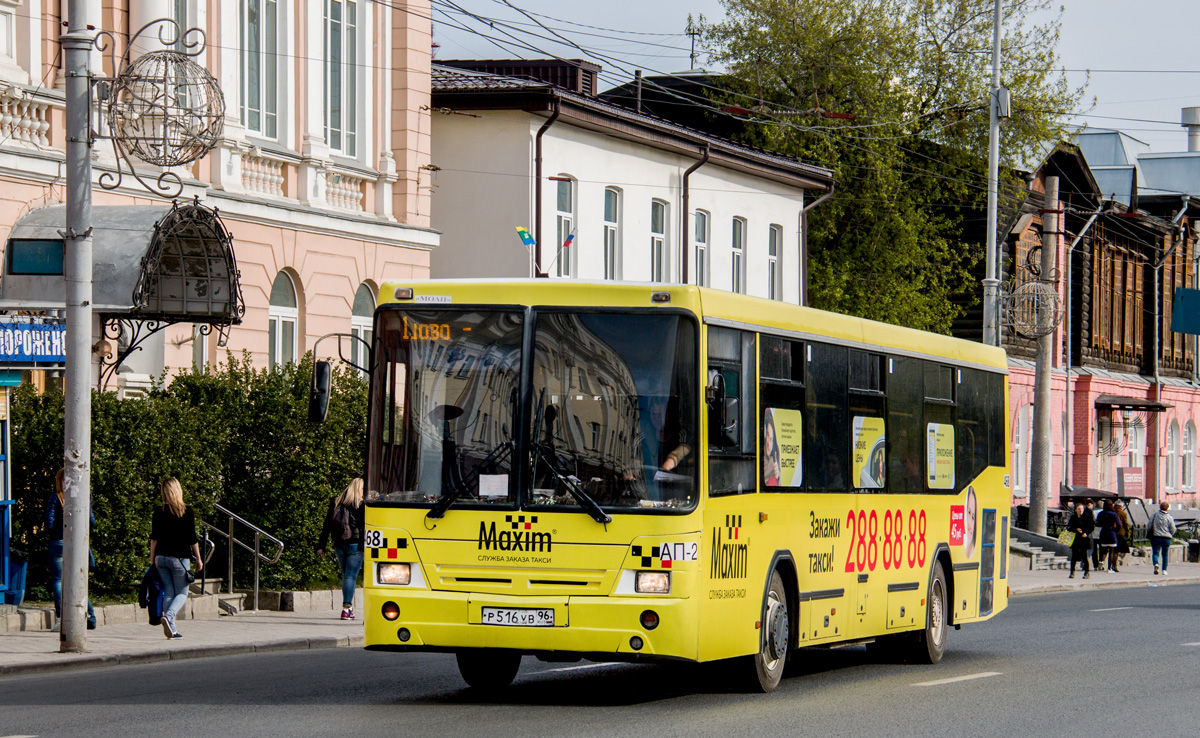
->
[10,352,367,600]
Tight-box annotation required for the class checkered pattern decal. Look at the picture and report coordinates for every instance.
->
[369,537,409,559]
[631,544,666,568]
[507,514,538,530]
[725,514,742,540]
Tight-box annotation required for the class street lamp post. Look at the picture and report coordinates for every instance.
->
[59,0,95,654]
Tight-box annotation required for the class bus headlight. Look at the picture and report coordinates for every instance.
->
[635,571,671,594]
[378,563,412,585]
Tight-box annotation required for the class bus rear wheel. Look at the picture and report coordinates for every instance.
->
[456,649,522,689]
[745,570,789,692]
[908,561,948,665]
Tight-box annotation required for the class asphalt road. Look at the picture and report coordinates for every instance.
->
[3,585,1199,738]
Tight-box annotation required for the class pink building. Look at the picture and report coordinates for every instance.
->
[961,142,1200,511]
[0,1,436,388]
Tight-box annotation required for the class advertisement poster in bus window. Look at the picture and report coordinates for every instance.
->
[764,408,802,487]
[927,423,955,489]
[851,416,886,488]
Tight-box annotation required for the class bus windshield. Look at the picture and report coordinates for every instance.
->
[368,307,698,512]
[370,309,525,505]
[529,311,697,511]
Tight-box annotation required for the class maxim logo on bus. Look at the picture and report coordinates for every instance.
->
[710,515,748,580]
[478,515,553,553]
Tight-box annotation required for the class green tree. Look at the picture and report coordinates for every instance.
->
[701,0,1086,332]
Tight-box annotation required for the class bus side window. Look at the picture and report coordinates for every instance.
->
[805,342,848,490]
[887,356,923,493]
[848,350,886,490]
[708,327,755,495]
[986,372,1006,467]
[761,336,804,491]
[956,368,990,486]
[924,363,957,491]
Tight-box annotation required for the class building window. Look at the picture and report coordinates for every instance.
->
[650,200,668,282]
[325,0,358,155]
[1167,420,1180,491]
[555,178,574,278]
[268,271,298,368]
[191,324,208,371]
[694,210,709,286]
[240,0,278,139]
[1127,422,1143,469]
[768,224,782,300]
[1012,405,1027,497]
[603,187,620,280]
[1185,421,1196,490]
[351,283,374,377]
[731,217,746,293]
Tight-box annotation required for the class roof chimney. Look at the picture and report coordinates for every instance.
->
[1183,107,1200,152]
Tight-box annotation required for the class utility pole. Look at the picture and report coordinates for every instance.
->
[686,17,700,69]
[982,0,1002,347]
[1029,176,1059,536]
[60,0,95,652]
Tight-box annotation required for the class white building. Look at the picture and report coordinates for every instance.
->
[429,61,834,303]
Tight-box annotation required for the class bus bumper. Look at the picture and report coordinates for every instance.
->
[363,588,698,661]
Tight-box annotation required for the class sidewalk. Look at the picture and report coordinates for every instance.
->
[0,609,363,676]
[1008,552,1200,595]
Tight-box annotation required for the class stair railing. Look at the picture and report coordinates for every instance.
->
[201,504,284,612]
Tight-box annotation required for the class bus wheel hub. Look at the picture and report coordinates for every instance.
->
[768,604,788,661]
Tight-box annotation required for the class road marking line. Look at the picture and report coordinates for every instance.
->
[0,734,38,737]
[1182,642,1200,647]
[541,663,622,675]
[913,672,1002,687]
[1090,606,1133,612]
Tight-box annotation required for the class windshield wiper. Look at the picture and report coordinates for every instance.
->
[532,443,612,524]
[426,405,469,521]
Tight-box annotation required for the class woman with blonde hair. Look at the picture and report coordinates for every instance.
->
[317,478,366,620]
[149,477,202,638]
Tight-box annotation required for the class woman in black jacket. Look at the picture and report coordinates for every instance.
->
[317,478,365,620]
[150,477,202,638]
[1066,502,1094,579]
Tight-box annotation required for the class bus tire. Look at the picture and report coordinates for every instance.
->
[456,649,521,689]
[745,570,789,692]
[909,561,948,665]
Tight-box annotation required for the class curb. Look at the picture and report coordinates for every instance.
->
[0,634,364,678]
[1010,577,1200,597]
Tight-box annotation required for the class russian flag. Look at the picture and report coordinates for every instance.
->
[562,227,577,250]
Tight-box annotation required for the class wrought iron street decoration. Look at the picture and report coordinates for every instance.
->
[92,20,224,199]
[1004,272,1064,339]
[97,199,244,388]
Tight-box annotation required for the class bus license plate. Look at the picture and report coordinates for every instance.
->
[481,607,555,627]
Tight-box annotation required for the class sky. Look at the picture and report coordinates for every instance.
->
[429,0,1200,154]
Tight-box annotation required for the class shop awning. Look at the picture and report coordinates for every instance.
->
[1094,394,1172,412]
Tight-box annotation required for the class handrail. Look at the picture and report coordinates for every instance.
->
[200,503,284,612]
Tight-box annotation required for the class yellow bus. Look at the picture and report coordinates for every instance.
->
[322,280,1010,692]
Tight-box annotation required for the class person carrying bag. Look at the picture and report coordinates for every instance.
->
[317,478,366,620]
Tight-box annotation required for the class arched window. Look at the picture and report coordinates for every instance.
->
[555,177,575,278]
[350,283,374,375]
[1167,420,1180,491]
[1184,421,1196,491]
[768,224,783,300]
[650,199,668,282]
[694,210,709,286]
[268,271,298,367]
[731,216,746,293]
[603,187,621,280]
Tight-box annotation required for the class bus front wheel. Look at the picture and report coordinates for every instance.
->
[456,649,521,689]
[745,570,789,692]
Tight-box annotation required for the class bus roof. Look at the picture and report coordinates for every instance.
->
[378,280,1008,373]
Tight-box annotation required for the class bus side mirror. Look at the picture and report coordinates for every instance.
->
[707,371,739,447]
[309,360,332,423]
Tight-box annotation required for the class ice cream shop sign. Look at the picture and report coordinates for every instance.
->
[0,320,65,366]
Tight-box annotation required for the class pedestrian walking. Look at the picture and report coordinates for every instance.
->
[149,477,202,639]
[1149,501,1177,576]
[1095,501,1119,573]
[46,468,96,631]
[317,478,366,620]
[1085,499,1103,571]
[1066,502,1094,579]
[1114,501,1132,568]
